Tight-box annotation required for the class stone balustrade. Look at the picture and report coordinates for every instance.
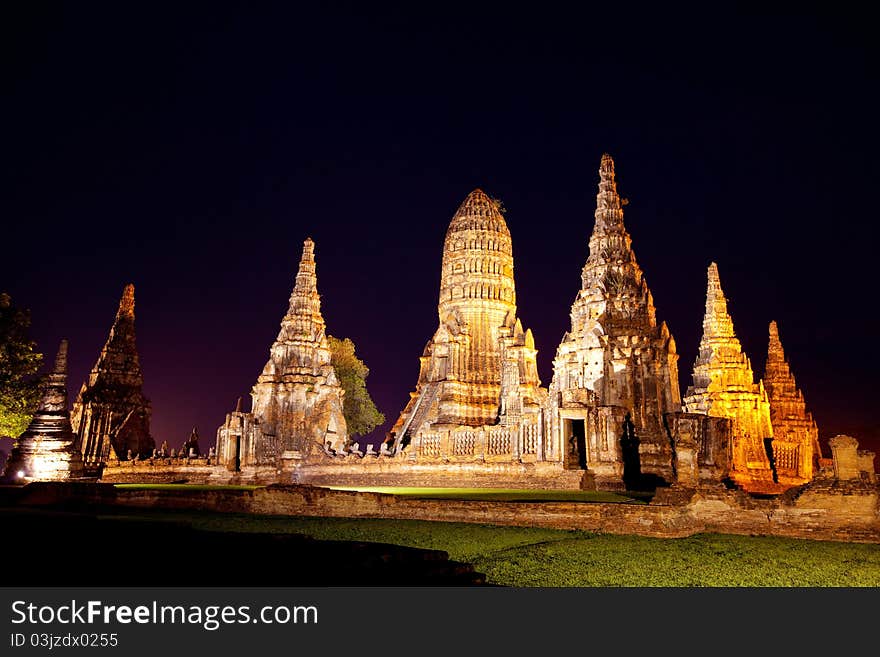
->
[410,422,544,463]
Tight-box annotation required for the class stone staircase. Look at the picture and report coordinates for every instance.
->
[398,382,440,450]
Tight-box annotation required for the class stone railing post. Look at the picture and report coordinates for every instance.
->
[407,434,418,461]
[539,412,547,462]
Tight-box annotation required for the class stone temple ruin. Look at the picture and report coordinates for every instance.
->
[2,340,85,483]
[550,154,692,487]
[215,238,348,480]
[763,320,822,483]
[682,262,776,490]
[279,155,733,489]
[378,189,559,483]
[269,153,868,494]
[72,284,154,467]
[19,153,872,501]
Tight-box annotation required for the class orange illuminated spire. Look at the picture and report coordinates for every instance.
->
[117,283,135,319]
[764,320,821,473]
[700,262,737,342]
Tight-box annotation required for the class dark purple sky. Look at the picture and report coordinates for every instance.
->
[2,4,878,458]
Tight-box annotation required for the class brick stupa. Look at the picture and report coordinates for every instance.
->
[683,263,774,488]
[2,340,86,482]
[72,284,154,463]
[763,320,820,483]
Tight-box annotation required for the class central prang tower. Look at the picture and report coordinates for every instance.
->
[387,189,544,453]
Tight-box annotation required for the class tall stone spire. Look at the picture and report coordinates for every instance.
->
[763,320,820,482]
[282,237,322,339]
[388,188,544,450]
[587,153,627,252]
[549,153,680,480]
[217,237,348,466]
[71,283,154,463]
[683,263,774,487]
[258,237,331,382]
[701,263,736,341]
[118,282,135,317]
[2,340,86,482]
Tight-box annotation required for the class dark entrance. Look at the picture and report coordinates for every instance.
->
[564,418,587,469]
[233,435,241,472]
[763,437,779,483]
[620,414,641,489]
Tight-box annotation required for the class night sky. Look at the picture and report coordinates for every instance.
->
[3,4,878,460]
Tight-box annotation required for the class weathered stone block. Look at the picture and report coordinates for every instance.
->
[830,435,862,481]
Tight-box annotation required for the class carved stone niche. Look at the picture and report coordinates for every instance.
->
[561,388,599,407]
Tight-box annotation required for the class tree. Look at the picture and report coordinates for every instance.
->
[0,293,43,438]
[327,335,384,438]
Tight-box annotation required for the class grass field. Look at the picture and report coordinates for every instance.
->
[133,510,880,586]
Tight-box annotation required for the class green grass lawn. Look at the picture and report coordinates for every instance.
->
[132,510,880,586]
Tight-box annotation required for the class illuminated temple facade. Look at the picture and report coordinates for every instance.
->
[206,153,823,493]
[215,238,348,477]
[549,154,683,484]
[366,157,730,489]
[682,264,776,488]
[385,189,547,464]
[2,340,86,483]
[763,320,820,484]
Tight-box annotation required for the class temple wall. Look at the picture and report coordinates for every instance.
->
[8,481,879,543]
[290,460,591,490]
[409,419,546,462]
